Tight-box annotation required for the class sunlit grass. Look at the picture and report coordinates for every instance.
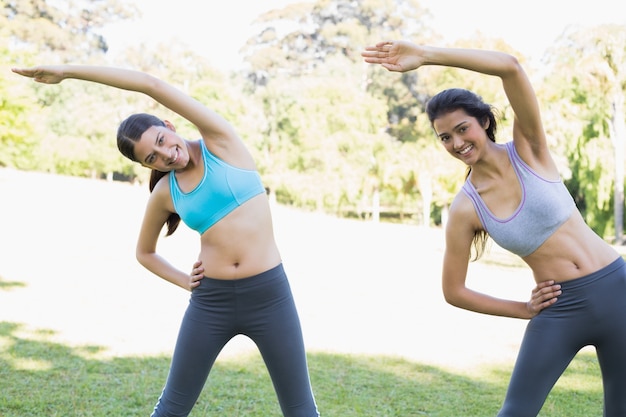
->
[0,322,604,417]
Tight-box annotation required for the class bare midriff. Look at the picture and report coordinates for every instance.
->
[197,193,282,280]
[523,210,620,283]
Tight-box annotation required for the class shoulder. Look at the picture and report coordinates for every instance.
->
[442,192,478,266]
[450,189,476,217]
[147,173,175,213]
[201,132,257,170]
[447,192,482,239]
[152,171,171,193]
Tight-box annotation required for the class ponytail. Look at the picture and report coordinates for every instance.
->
[149,170,181,236]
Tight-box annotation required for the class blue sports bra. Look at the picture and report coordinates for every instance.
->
[169,140,265,234]
[461,141,575,257]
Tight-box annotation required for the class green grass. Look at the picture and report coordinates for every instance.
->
[0,321,603,417]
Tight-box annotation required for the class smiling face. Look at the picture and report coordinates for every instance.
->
[433,109,490,165]
[133,124,190,172]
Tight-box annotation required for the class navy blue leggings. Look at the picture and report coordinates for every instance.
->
[150,264,319,417]
[498,257,626,417]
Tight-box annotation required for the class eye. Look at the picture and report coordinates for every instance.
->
[440,135,450,142]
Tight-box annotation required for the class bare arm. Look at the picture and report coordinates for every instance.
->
[11,65,253,166]
[134,180,203,291]
[361,41,553,167]
[442,195,561,319]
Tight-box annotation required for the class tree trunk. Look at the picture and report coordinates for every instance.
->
[372,187,380,223]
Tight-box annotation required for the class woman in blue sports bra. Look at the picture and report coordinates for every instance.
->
[12,65,319,417]
[363,41,626,416]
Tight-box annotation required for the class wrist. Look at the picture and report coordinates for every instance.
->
[524,301,535,319]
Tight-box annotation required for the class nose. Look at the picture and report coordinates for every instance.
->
[154,148,171,162]
[451,135,464,149]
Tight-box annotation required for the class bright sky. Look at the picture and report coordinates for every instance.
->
[103,0,625,71]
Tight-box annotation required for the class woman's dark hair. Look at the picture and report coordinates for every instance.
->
[117,113,181,236]
[426,88,498,142]
[426,88,499,261]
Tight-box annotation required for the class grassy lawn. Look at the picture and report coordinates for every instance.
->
[0,320,603,417]
[0,169,608,416]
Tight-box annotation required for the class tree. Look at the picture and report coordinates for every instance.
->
[364,33,526,226]
[3,0,142,177]
[2,0,137,61]
[242,0,435,82]
[250,53,393,214]
[0,40,37,168]
[241,0,439,217]
[544,24,626,243]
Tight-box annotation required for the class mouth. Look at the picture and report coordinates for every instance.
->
[168,148,179,165]
[457,144,473,156]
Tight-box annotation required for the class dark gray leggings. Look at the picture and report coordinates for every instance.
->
[498,257,626,417]
[150,264,319,417]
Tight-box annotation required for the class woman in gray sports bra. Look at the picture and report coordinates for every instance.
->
[363,41,626,416]
[12,65,319,417]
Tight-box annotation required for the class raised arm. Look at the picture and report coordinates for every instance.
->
[362,41,552,166]
[11,65,250,161]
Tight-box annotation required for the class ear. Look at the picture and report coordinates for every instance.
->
[163,119,176,132]
[482,117,490,130]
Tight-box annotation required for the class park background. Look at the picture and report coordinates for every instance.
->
[0,168,612,416]
[1,0,625,415]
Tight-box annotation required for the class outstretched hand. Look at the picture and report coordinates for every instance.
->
[526,280,561,318]
[12,66,66,84]
[361,40,423,73]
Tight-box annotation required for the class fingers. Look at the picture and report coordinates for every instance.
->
[362,42,403,73]
[375,40,393,48]
[11,68,33,77]
[363,41,392,50]
[361,50,386,60]
[362,42,393,57]
[11,67,63,84]
[534,280,562,299]
[189,260,204,290]
[527,280,561,317]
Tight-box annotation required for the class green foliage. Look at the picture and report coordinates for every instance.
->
[1,0,137,61]
[0,39,38,169]
[4,0,626,236]
[542,24,626,239]
[250,54,407,214]
[244,0,433,79]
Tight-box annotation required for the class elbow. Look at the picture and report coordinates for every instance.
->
[443,293,458,307]
[442,287,464,308]
[135,248,151,268]
[135,253,146,269]
[502,53,524,76]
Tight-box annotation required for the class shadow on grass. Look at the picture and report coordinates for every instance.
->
[0,321,603,417]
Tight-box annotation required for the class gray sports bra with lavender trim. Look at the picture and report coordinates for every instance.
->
[461,141,575,257]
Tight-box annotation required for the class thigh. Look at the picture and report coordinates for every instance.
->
[498,314,581,417]
[242,271,319,417]
[597,341,626,417]
[593,269,626,416]
[152,293,235,417]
